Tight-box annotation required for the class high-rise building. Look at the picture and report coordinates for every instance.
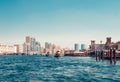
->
[74,43,79,51]
[44,42,61,54]
[81,44,86,50]
[45,42,49,49]
[23,36,41,55]
[30,38,36,51]
[26,36,31,43]
[35,42,41,54]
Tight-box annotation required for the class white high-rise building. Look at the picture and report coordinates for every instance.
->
[74,43,79,51]
[35,42,41,54]
[23,36,41,55]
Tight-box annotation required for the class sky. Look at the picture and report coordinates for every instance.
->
[0,0,120,48]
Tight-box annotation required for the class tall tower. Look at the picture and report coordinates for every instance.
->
[91,40,95,51]
[105,37,112,49]
[74,43,79,51]
[106,37,111,45]
[26,36,31,43]
[24,36,31,54]
[45,42,49,49]
[30,38,36,51]
[81,44,86,50]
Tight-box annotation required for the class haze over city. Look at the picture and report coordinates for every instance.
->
[0,0,120,48]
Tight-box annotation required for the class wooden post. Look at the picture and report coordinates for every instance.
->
[96,51,98,61]
[113,48,116,64]
[110,48,113,64]
[101,50,104,61]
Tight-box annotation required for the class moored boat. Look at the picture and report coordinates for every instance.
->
[54,51,61,57]
[64,51,87,57]
[46,52,50,56]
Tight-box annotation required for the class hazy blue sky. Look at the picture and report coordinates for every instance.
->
[0,0,120,48]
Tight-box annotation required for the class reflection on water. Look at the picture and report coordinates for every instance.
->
[0,55,120,82]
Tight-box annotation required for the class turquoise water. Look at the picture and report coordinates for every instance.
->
[0,55,120,82]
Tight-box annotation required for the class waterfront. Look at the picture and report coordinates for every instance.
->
[0,55,120,82]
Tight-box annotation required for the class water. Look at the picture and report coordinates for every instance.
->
[0,55,120,82]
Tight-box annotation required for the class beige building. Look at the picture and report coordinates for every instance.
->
[40,47,45,54]
[44,42,62,54]
[23,36,41,55]
[90,40,95,51]
[0,44,16,55]
[14,44,23,53]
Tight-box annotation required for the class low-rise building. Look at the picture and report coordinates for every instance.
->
[0,44,16,55]
[14,44,24,54]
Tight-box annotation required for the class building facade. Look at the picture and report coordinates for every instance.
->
[74,43,79,51]
[0,44,16,55]
[90,40,95,51]
[14,44,24,53]
[105,37,112,49]
[44,42,61,54]
[23,36,41,55]
[81,44,86,50]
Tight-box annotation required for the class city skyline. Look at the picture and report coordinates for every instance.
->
[0,0,120,48]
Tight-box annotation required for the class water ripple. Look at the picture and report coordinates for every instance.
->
[0,55,120,82]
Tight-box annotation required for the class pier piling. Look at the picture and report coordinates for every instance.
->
[113,48,116,64]
[96,51,98,61]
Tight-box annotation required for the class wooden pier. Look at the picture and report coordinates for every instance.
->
[95,49,120,64]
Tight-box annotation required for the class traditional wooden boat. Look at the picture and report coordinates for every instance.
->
[54,51,61,57]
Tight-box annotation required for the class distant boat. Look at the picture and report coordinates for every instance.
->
[54,51,61,58]
[64,51,87,57]
[46,52,50,57]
